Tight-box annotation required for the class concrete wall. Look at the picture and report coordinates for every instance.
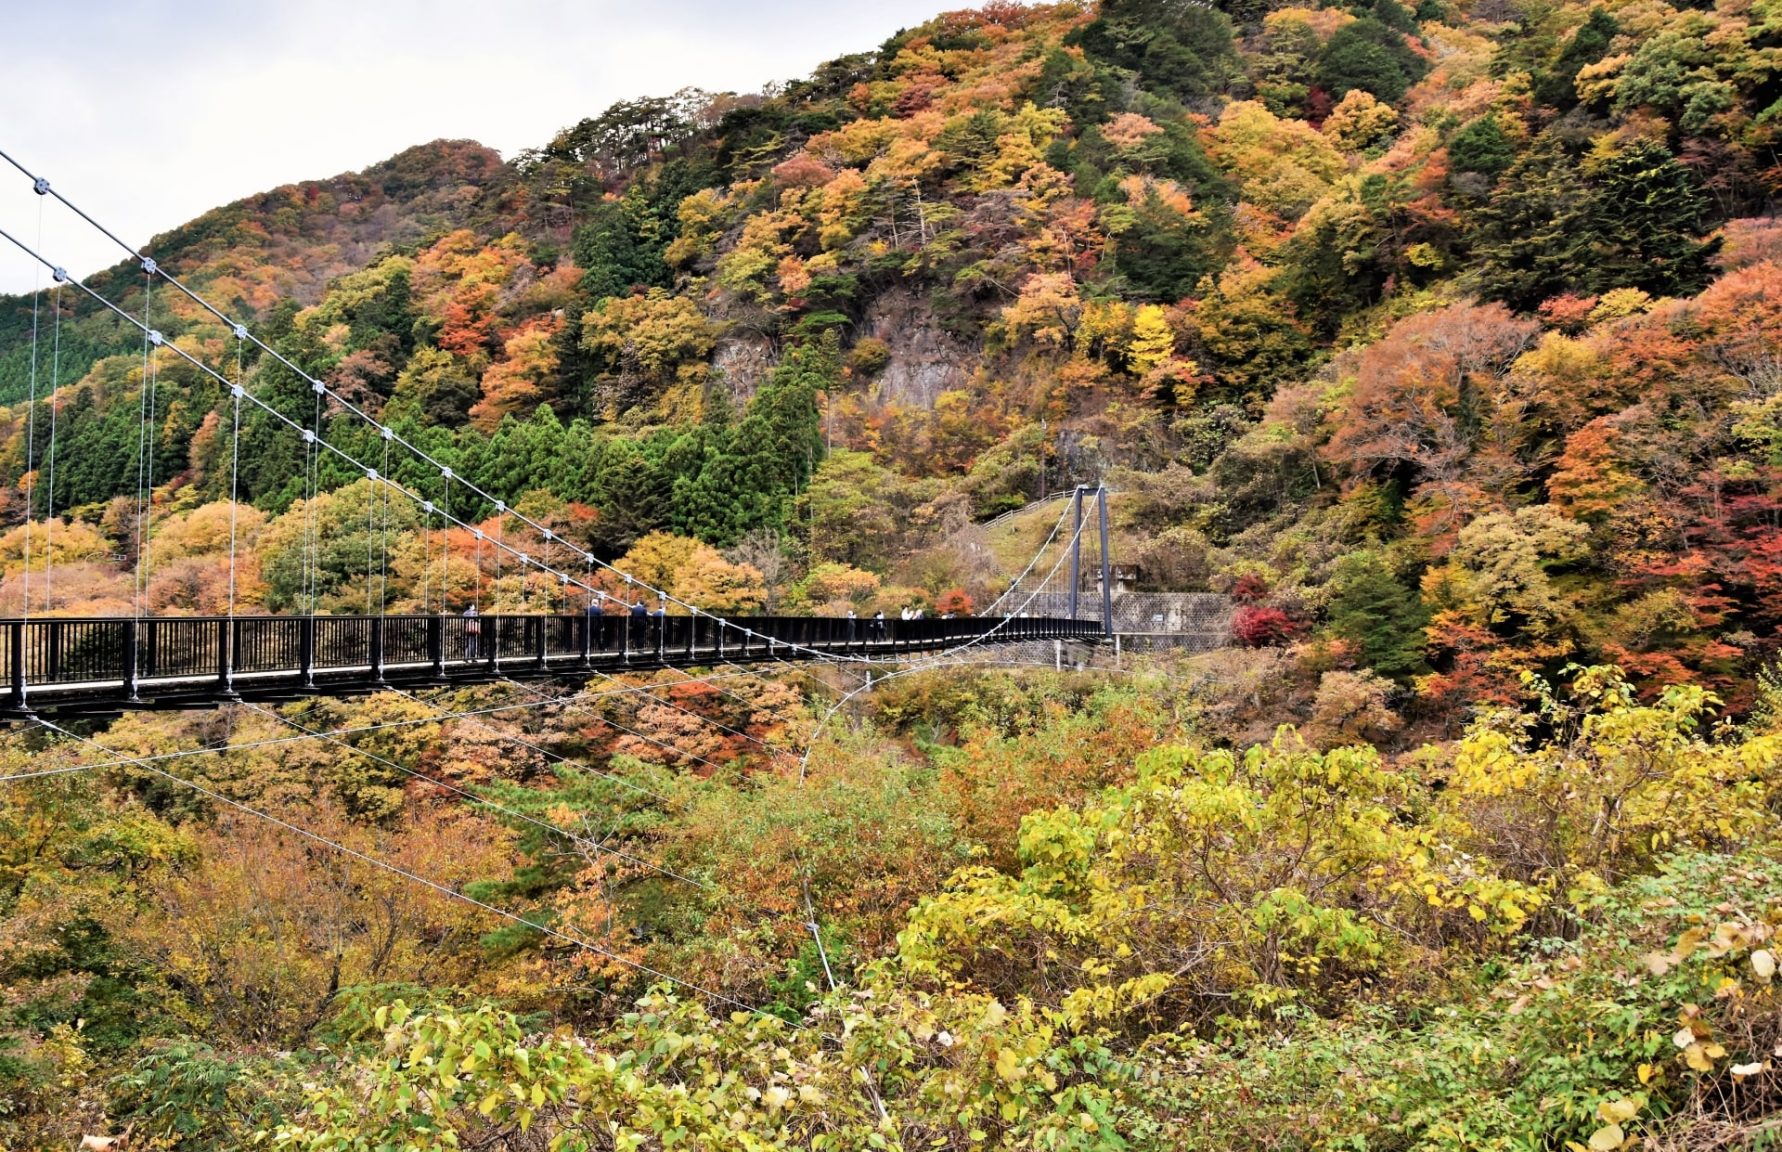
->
[1011,591,1231,650]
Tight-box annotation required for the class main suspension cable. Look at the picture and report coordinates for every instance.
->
[0,166,1073,689]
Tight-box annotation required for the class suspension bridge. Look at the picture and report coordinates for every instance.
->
[0,607,1106,715]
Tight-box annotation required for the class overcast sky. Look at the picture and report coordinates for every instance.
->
[0,0,952,295]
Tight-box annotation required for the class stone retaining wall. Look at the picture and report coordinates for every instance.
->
[1009,592,1231,650]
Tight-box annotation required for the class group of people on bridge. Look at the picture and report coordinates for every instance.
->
[840,605,962,642]
[460,594,668,659]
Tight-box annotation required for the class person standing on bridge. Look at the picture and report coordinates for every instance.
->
[873,609,886,640]
[585,593,604,652]
[625,597,646,653]
[846,608,857,646]
[463,603,481,660]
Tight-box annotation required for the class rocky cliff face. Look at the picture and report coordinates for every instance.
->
[712,332,775,407]
[864,289,975,411]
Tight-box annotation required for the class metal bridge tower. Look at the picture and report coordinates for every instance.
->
[1098,485,1112,637]
[1066,485,1115,637]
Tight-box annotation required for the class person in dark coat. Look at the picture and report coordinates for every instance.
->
[625,598,648,652]
[651,595,669,651]
[584,594,605,652]
[463,603,481,659]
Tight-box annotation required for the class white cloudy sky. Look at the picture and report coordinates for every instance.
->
[0,0,952,295]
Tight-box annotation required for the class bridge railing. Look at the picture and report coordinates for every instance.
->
[0,612,1104,708]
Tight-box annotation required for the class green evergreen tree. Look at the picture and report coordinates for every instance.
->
[1316,18,1425,103]
[1534,8,1618,109]
[1112,192,1224,301]
[1582,141,1718,299]
[1474,140,1592,309]
[39,377,137,511]
[1326,552,1429,679]
[1447,113,1517,180]
[1073,0,1239,104]
[467,406,570,510]
[587,438,672,556]
[336,261,417,362]
[1353,0,1419,33]
[240,300,334,510]
[1285,172,1428,333]
[572,196,670,305]
[672,335,830,546]
[1477,138,1717,308]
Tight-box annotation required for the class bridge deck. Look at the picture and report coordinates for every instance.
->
[0,612,1102,717]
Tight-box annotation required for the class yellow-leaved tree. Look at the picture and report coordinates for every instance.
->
[898,733,1543,1032]
[1444,666,1782,895]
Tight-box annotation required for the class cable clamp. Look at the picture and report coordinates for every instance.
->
[232,323,248,341]
[441,467,452,480]
[311,380,325,395]
[518,553,530,566]
[231,384,244,398]
[32,177,50,196]
[542,529,554,541]
[494,501,506,513]
[472,529,483,541]
[148,330,163,346]
[366,467,378,481]
[381,426,393,440]
[51,267,66,283]
[302,429,315,444]
[422,500,434,514]
[141,257,157,275]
